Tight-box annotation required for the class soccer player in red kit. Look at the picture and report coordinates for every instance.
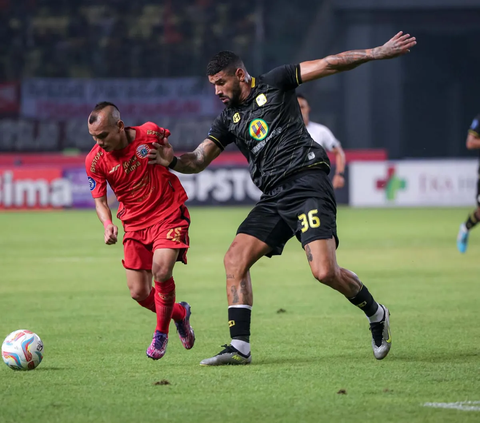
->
[85,102,195,360]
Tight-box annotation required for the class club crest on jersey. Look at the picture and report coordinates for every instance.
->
[233,113,241,124]
[136,144,149,159]
[249,119,269,141]
[256,94,267,107]
[88,177,96,191]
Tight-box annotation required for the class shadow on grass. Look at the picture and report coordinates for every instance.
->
[390,350,479,363]
[35,367,64,371]
[230,350,480,366]
[250,355,350,366]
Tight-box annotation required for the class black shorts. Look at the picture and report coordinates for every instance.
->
[237,169,338,257]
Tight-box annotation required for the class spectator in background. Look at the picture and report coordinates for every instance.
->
[0,0,265,79]
[457,113,480,253]
[297,93,346,189]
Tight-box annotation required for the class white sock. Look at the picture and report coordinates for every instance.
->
[231,339,250,356]
[368,304,385,323]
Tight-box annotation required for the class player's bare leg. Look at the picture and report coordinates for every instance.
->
[305,238,391,360]
[146,248,194,360]
[457,206,480,253]
[126,269,156,312]
[200,234,271,366]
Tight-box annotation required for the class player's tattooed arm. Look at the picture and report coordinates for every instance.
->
[148,138,221,173]
[300,31,416,82]
[173,139,222,174]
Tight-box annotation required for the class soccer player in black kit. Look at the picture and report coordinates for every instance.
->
[149,31,417,365]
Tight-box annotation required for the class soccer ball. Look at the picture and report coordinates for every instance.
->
[2,330,44,371]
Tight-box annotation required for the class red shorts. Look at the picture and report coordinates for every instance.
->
[122,205,190,270]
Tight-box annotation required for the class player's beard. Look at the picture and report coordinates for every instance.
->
[224,81,242,107]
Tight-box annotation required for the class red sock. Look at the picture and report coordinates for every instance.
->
[172,302,186,322]
[136,287,156,313]
[154,278,176,334]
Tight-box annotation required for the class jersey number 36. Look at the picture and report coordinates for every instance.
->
[298,209,320,233]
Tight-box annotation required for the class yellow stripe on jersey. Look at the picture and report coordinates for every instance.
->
[251,77,256,88]
[296,66,301,86]
[307,160,331,170]
[207,135,225,150]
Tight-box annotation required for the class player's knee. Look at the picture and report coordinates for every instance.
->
[224,248,248,274]
[129,286,150,302]
[152,265,173,283]
[312,265,338,286]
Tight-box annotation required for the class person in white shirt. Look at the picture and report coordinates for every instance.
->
[297,93,346,189]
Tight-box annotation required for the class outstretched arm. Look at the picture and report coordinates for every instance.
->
[300,31,416,83]
[148,138,222,174]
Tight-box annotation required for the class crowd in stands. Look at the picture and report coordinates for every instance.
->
[0,0,318,80]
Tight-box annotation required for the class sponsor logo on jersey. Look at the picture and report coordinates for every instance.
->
[136,144,149,159]
[109,164,120,174]
[249,119,269,141]
[90,151,103,173]
[256,94,267,107]
[233,113,241,124]
[123,156,141,174]
[147,129,164,138]
[88,177,96,191]
[251,127,282,155]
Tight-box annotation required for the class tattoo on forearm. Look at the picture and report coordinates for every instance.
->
[194,144,206,163]
[176,144,207,174]
[325,49,375,71]
[231,286,239,304]
[226,273,235,279]
[305,245,313,262]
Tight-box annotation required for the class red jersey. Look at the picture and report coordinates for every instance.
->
[85,122,187,231]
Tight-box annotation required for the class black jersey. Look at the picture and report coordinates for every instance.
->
[207,64,330,192]
[469,114,480,160]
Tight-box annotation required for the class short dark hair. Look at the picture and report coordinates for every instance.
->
[206,51,244,76]
[89,102,120,124]
[93,101,120,113]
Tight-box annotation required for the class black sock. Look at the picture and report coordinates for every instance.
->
[465,211,480,230]
[348,285,379,317]
[228,307,251,343]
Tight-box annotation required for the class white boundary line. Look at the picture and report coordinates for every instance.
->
[423,401,480,412]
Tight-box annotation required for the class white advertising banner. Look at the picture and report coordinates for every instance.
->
[350,160,479,207]
[20,78,221,120]
[174,168,262,206]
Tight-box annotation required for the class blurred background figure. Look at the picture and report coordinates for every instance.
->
[297,93,346,189]
[457,113,480,253]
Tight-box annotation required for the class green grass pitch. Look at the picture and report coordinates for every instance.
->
[0,207,479,423]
